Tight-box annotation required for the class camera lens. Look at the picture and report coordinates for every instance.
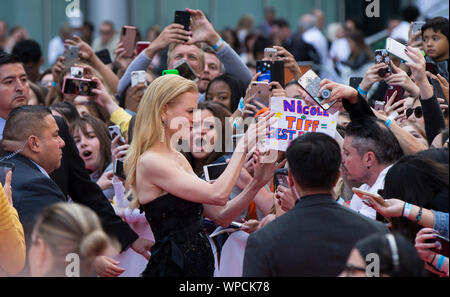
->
[321,89,331,99]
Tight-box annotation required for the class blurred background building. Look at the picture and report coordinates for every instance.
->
[1,0,448,68]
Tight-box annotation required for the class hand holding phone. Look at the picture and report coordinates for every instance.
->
[108,125,126,146]
[386,38,414,64]
[274,168,289,190]
[62,77,98,97]
[64,45,79,69]
[298,69,336,110]
[374,49,391,77]
[425,234,449,257]
[0,162,14,186]
[352,188,388,207]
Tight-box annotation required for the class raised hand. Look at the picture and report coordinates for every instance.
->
[65,35,95,63]
[146,24,190,58]
[185,8,221,47]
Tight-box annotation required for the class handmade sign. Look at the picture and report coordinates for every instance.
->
[268,97,339,151]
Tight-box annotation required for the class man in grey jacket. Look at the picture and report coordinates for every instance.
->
[117,8,252,103]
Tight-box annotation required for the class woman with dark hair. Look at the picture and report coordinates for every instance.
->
[70,116,114,200]
[205,73,246,113]
[50,101,81,125]
[383,155,449,242]
[340,233,425,277]
[185,101,232,176]
[341,30,373,71]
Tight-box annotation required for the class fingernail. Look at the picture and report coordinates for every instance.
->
[435,241,442,249]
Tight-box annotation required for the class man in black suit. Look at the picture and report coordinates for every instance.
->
[0,52,152,276]
[2,106,66,246]
[243,133,388,277]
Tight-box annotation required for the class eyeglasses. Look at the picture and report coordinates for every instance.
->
[406,106,422,119]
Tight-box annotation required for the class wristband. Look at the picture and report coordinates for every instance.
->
[357,85,368,96]
[238,97,245,112]
[435,255,445,271]
[402,202,412,218]
[212,37,224,51]
[51,81,58,88]
[415,207,423,223]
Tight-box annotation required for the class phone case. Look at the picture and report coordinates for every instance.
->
[203,163,228,182]
[64,45,79,68]
[108,126,125,145]
[95,49,112,65]
[298,70,336,110]
[173,59,198,82]
[174,11,191,31]
[131,71,147,87]
[386,38,414,64]
[62,77,98,97]
[384,85,404,103]
[121,26,137,58]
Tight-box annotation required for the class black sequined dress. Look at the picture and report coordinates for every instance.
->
[141,194,215,277]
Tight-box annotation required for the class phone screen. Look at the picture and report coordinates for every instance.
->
[374,49,391,77]
[0,162,14,186]
[273,168,289,190]
[174,60,198,81]
[204,163,228,181]
[63,78,98,97]
[114,160,126,180]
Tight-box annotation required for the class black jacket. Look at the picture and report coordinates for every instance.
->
[243,194,388,277]
[10,154,66,247]
[50,116,138,251]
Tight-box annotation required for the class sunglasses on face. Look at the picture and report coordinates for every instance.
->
[406,106,422,119]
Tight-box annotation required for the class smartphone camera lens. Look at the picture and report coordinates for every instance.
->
[321,89,331,99]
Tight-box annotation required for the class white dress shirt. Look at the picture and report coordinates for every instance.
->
[350,165,393,219]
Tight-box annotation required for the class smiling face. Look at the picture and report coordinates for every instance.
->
[191,109,218,160]
[0,63,30,119]
[206,80,232,111]
[73,123,101,172]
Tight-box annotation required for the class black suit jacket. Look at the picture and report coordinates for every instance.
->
[10,154,66,247]
[243,194,388,277]
[50,116,138,251]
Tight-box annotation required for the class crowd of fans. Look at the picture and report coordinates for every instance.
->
[0,4,448,278]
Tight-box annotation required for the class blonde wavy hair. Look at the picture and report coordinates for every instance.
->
[125,75,198,206]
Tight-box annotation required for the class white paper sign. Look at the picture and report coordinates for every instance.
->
[268,97,339,151]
